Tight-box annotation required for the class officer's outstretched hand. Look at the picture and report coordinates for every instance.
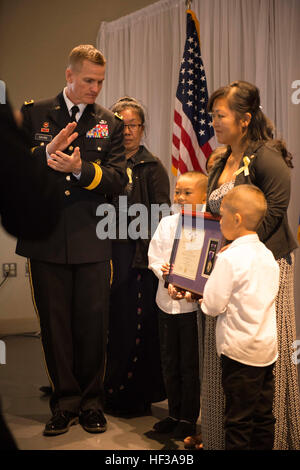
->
[47,146,82,175]
[46,122,78,155]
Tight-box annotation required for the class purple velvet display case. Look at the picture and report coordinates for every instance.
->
[166,211,224,296]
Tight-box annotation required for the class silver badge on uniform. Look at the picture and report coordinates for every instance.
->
[35,133,52,142]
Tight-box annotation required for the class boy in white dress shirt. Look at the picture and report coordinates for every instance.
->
[200,184,279,450]
[148,171,207,440]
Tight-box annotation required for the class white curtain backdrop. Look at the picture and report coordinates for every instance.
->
[97,0,300,335]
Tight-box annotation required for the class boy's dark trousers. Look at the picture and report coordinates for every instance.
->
[221,355,276,450]
[158,309,200,424]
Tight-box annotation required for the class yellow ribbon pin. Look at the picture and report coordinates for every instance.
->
[234,155,255,177]
[127,167,133,184]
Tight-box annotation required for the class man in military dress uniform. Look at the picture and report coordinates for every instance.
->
[16,45,127,436]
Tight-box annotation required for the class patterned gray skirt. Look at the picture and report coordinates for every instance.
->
[199,252,300,450]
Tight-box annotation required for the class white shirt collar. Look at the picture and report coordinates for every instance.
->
[229,233,259,248]
[63,87,87,119]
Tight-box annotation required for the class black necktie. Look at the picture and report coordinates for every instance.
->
[70,105,79,122]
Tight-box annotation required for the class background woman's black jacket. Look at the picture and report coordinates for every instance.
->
[206,142,297,259]
[127,145,171,268]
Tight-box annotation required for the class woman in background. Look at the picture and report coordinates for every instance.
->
[104,97,170,416]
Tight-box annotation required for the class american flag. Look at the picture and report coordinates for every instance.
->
[172,9,216,176]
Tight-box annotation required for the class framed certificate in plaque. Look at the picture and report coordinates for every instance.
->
[166,211,224,296]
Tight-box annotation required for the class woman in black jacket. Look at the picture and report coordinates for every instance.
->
[104,97,170,416]
[198,80,299,450]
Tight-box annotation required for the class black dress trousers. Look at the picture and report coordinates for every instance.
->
[158,309,200,424]
[221,355,276,450]
[30,259,111,414]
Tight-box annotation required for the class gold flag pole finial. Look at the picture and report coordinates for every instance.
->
[186,0,192,10]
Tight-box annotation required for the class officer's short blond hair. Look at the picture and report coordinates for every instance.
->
[68,45,106,70]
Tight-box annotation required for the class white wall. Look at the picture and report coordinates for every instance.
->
[0,0,157,334]
[0,231,38,334]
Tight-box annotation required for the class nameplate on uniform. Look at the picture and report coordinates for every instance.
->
[86,124,109,139]
[35,133,52,142]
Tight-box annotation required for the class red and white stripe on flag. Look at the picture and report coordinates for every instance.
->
[172,97,215,175]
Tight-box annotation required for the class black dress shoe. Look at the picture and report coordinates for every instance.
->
[153,416,179,433]
[80,409,107,433]
[43,411,78,436]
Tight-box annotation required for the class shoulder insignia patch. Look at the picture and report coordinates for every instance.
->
[114,112,123,120]
[24,99,34,106]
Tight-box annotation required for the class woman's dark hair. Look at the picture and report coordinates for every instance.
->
[110,96,145,126]
[207,80,293,168]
